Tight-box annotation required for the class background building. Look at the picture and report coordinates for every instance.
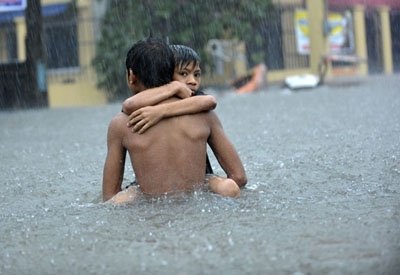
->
[0,0,398,108]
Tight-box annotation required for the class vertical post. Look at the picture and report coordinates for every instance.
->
[306,0,328,75]
[14,17,27,62]
[25,0,47,107]
[378,5,393,74]
[353,5,368,75]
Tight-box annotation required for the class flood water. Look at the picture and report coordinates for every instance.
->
[1,75,399,274]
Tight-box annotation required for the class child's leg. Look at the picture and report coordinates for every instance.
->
[105,185,138,205]
[206,175,240,198]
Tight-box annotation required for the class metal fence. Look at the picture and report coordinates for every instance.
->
[243,1,309,71]
[1,2,309,79]
[0,21,17,63]
[390,10,400,72]
[44,16,98,84]
[0,10,99,84]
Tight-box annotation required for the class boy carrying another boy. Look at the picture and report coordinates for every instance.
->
[104,41,246,204]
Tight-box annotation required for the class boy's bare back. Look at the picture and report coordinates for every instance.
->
[116,98,212,195]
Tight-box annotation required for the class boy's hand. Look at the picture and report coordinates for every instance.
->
[169,81,194,99]
[127,105,164,134]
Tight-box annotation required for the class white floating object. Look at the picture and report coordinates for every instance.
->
[284,74,320,90]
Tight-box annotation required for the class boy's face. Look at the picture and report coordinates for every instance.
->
[173,62,201,92]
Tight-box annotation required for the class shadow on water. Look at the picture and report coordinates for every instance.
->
[1,75,400,274]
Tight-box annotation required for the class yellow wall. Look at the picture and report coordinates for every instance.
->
[48,80,106,107]
[42,0,107,107]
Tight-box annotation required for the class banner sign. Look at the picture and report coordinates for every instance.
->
[0,0,27,12]
[295,9,354,55]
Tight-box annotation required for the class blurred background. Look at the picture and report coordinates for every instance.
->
[0,0,399,108]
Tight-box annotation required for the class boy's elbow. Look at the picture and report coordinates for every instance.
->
[121,100,129,114]
[210,97,217,110]
[204,95,217,110]
[122,98,136,114]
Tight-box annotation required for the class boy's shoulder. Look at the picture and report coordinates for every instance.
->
[109,112,128,131]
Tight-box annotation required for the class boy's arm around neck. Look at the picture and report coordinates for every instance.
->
[121,81,193,115]
[156,94,216,118]
[128,95,217,134]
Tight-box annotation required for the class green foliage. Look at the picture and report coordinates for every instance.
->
[92,0,273,101]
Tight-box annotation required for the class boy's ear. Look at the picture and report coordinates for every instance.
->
[128,69,136,84]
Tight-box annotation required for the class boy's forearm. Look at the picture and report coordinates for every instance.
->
[161,95,217,118]
[122,84,179,115]
[102,158,124,201]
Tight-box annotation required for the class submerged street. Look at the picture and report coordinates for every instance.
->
[0,74,399,274]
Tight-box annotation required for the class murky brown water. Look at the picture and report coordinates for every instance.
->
[1,75,399,274]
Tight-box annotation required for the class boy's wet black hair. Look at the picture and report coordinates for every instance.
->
[169,44,201,70]
[126,37,175,89]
